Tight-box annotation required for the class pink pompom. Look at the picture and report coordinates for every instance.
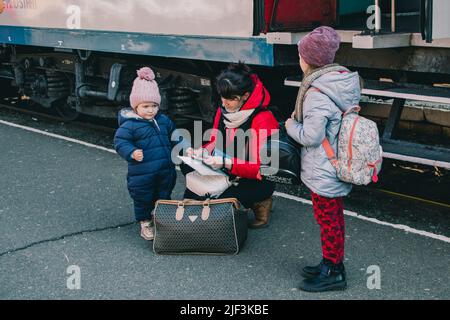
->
[137,67,155,81]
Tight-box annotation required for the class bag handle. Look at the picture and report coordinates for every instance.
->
[159,198,241,221]
[175,202,185,221]
[158,198,240,207]
[201,199,211,221]
[175,200,210,221]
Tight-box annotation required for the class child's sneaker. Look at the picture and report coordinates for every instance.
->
[140,220,154,241]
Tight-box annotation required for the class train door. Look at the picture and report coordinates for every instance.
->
[254,0,337,33]
[421,0,450,42]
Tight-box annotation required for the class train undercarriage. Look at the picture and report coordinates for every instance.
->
[2,42,450,118]
[0,46,224,124]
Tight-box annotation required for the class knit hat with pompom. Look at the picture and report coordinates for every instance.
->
[129,67,161,109]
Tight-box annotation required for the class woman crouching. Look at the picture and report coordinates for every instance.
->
[184,62,279,228]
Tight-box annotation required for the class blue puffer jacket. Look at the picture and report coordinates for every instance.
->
[114,108,182,200]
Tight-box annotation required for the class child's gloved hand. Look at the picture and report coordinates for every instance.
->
[285,117,298,130]
[284,111,298,129]
[132,149,144,162]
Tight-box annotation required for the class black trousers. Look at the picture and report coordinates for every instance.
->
[181,163,275,208]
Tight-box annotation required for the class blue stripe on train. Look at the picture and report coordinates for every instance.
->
[0,26,275,66]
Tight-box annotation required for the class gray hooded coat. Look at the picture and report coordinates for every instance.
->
[286,71,361,198]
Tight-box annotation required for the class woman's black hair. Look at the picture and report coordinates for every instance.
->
[216,62,255,99]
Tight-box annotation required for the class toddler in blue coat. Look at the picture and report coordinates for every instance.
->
[114,67,182,241]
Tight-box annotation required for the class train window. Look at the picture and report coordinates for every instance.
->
[268,0,337,32]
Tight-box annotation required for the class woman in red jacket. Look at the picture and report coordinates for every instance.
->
[184,63,279,228]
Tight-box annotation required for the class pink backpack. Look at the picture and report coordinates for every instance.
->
[307,87,383,185]
[322,105,383,185]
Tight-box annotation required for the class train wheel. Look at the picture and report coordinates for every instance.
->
[54,99,79,121]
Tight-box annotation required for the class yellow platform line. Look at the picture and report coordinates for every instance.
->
[376,189,450,209]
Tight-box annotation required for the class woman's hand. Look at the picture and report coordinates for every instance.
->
[186,147,194,157]
[132,149,144,162]
[203,156,223,170]
[186,147,209,159]
[203,156,232,170]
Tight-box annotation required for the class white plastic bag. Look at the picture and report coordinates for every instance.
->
[186,171,232,198]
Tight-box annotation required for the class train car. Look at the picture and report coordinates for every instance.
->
[0,0,449,167]
[0,0,340,120]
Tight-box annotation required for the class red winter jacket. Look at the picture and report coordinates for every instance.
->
[203,75,279,180]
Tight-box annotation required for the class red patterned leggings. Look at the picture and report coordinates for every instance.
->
[311,192,345,265]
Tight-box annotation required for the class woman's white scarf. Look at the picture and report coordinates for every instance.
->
[222,108,256,129]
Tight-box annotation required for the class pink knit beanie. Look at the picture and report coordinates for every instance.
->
[129,67,161,109]
[298,26,341,67]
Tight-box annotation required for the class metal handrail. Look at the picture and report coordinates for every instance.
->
[375,0,397,33]
[391,0,396,32]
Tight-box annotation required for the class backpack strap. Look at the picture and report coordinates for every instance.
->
[367,158,382,183]
[322,114,360,171]
[346,115,360,171]
[322,138,338,169]
[344,105,361,116]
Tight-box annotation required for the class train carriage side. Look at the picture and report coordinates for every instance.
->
[1,0,450,167]
[0,0,343,122]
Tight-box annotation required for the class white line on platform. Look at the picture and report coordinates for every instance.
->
[274,191,450,244]
[0,119,116,154]
[2,118,449,244]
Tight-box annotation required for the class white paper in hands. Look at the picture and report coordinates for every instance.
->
[178,156,227,176]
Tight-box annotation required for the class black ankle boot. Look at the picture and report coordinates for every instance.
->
[301,259,324,278]
[299,260,347,292]
[301,259,346,279]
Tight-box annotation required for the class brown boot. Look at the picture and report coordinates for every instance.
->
[249,197,273,229]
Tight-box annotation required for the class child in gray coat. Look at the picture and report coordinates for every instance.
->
[285,26,361,293]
